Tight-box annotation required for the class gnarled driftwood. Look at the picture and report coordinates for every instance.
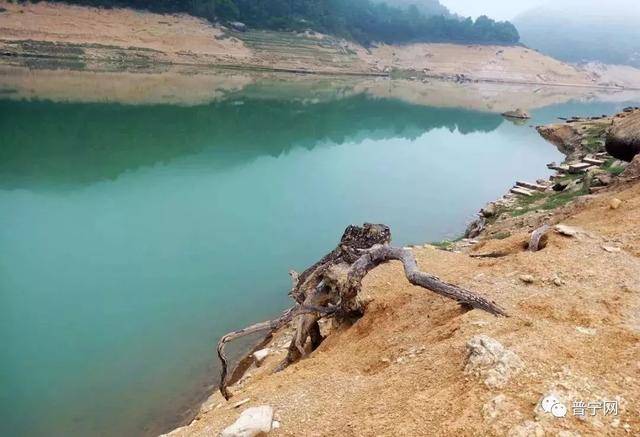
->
[216,224,507,399]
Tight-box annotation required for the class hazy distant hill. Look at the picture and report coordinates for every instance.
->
[378,0,452,17]
[514,0,640,67]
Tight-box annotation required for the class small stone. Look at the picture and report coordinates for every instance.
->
[595,173,612,186]
[252,348,270,367]
[576,327,597,336]
[553,277,564,287]
[520,275,535,284]
[602,245,621,253]
[221,406,274,437]
[555,224,580,237]
[611,160,629,169]
[272,421,281,429]
[482,203,498,218]
[507,420,545,437]
[610,198,622,209]
[482,394,508,421]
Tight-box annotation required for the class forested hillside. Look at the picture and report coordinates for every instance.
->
[378,0,451,17]
[26,0,519,45]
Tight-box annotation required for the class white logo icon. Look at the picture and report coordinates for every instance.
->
[541,395,567,418]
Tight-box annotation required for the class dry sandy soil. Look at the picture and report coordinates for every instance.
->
[0,1,250,62]
[3,1,640,88]
[167,176,640,436]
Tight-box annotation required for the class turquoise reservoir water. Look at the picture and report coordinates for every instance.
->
[0,86,635,436]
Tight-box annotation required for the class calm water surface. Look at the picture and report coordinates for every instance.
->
[1,80,637,436]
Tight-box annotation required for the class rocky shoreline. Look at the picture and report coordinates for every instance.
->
[458,107,640,248]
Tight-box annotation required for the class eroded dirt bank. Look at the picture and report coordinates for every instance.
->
[3,1,640,88]
[166,113,640,436]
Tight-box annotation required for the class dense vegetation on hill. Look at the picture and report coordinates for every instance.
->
[28,0,519,45]
[378,0,451,17]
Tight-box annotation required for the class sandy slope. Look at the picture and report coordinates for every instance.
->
[0,1,250,60]
[3,1,640,87]
[369,43,594,84]
[168,178,640,436]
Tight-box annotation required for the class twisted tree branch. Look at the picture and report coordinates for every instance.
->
[215,224,507,399]
[216,304,336,400]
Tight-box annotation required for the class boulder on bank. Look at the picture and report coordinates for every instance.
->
[621,154,640,179]
[501,108,531,120]
[606,110,640,162]
[252,348,270,367]
[221,406,274,437]
[465,335,524,389]
[229,22,247,32]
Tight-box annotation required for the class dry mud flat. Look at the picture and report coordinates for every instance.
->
[3,1,640,88]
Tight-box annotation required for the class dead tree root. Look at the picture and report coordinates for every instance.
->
[216,224,507,399]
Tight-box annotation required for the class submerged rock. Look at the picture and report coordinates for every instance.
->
[221,406,274,437]
[502,108,531,119]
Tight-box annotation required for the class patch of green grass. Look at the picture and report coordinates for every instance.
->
[509,184,589,217]
[603,158,626,175]
[509,192,546,217]
[430,240,455,250]
[493,231,511,240]
[582,125,608,153]
[540,187,589,210]
[430,235,464,250]
[609,166,626,176]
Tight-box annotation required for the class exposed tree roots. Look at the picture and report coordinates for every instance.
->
[529,225,551,252]
[216,224,507,400]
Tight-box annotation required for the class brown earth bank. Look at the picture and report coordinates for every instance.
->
[3,1,640,89]
[163,112,640,436]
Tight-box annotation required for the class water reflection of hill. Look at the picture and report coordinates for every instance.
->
[0,95,502,189]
